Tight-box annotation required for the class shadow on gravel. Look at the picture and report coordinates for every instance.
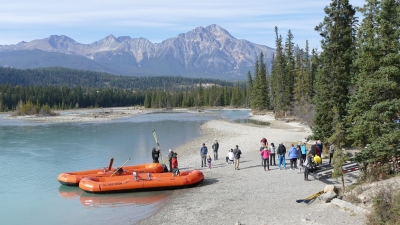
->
[238,165,263,170]
[199,178,219,187]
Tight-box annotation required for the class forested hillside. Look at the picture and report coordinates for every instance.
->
[0,67,231,89]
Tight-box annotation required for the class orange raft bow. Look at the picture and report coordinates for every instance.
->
[58,163,165,186]
[79,170,204,193]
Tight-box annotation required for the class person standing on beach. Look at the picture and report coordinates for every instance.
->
[212,140,219,160]
[270,143,276,166]
[304,153,315,181]
[288,144,298,170]
[200,143,208,167]
[260,147,270,171]
[316,140,323,158]
[207,155,212,169]
[277,143,286,170]
[310,141,317,156]
[259,145,264,166]
[329,143,335,164]
[260,137,268,147]
[152,147,160,163]
[233,145,242,170]
[171,152,179,176]
[301,143,307,163]
[168,149,175,172]
[296,145,302,166]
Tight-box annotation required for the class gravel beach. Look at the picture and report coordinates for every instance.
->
[136,116,365,225]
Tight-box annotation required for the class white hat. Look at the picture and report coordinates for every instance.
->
[169,149,172,152]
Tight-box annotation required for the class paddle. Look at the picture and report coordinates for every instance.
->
[152,130,164,164]
[108,158,114,171]
[110,158,131,177]
[296,190,324,203]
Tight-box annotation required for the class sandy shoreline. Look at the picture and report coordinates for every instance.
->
[136,115,364,225]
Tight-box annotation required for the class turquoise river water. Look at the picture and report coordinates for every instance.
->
[0,110,252,225]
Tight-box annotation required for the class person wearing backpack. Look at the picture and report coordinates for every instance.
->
[151,147,160,163]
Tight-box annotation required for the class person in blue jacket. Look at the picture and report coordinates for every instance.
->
[200,143,208,167]
[288,144,298,170]
[301,143,307,163]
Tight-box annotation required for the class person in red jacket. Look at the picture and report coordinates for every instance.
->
[171,153,179,176]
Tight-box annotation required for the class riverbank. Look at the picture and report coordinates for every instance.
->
[3,107,171,123]
[136,115,365,225]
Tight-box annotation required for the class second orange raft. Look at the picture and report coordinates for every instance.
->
[79,170,204,193]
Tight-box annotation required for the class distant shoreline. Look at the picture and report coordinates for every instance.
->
[2,107,254,124]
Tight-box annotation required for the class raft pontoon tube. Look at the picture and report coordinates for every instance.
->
[79,170,204,193]
[58,163,165,186]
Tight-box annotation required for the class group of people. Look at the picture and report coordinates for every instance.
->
[152,137,335,181]
[258,138,333,181]
[151,147,179,176]
[201,141,242,170]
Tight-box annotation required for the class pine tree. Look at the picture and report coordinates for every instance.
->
[313,0,357,141]
[251,53,269,110]
[259,52,270,109]
[284,30,295,106]
[270,26,287,116]
[197,81,204,107]
[251,58,261,109]
[347,0,400,165]
[144,90,151,108]
[246,71,253,108]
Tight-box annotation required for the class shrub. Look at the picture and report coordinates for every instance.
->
[366,186,400,225]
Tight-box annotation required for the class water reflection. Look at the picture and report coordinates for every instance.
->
[58,185,171,208]
[80,191,171,207]
[58,185,83,199]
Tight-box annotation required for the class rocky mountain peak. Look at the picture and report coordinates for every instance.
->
[0,24,274,80]
[47,35,77,50]
[117,36,131,42]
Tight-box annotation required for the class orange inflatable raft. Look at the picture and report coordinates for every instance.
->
[79,170,204,193]
[58,163,165,186]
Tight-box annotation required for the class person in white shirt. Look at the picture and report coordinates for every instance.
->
[226,149,234,164]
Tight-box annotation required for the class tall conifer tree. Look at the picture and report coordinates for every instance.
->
[347,0,400,163]
[313,0,357,141]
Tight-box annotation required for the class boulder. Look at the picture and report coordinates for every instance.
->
[324,185,338,193]
[318,190,337,203]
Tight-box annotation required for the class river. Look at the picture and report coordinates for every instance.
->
[0,109,252,225]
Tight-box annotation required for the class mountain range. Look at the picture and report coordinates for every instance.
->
[0,24,274,80]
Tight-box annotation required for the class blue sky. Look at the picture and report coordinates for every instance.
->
[1,0,365,50]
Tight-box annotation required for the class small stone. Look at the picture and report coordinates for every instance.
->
[301,218,310,222]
